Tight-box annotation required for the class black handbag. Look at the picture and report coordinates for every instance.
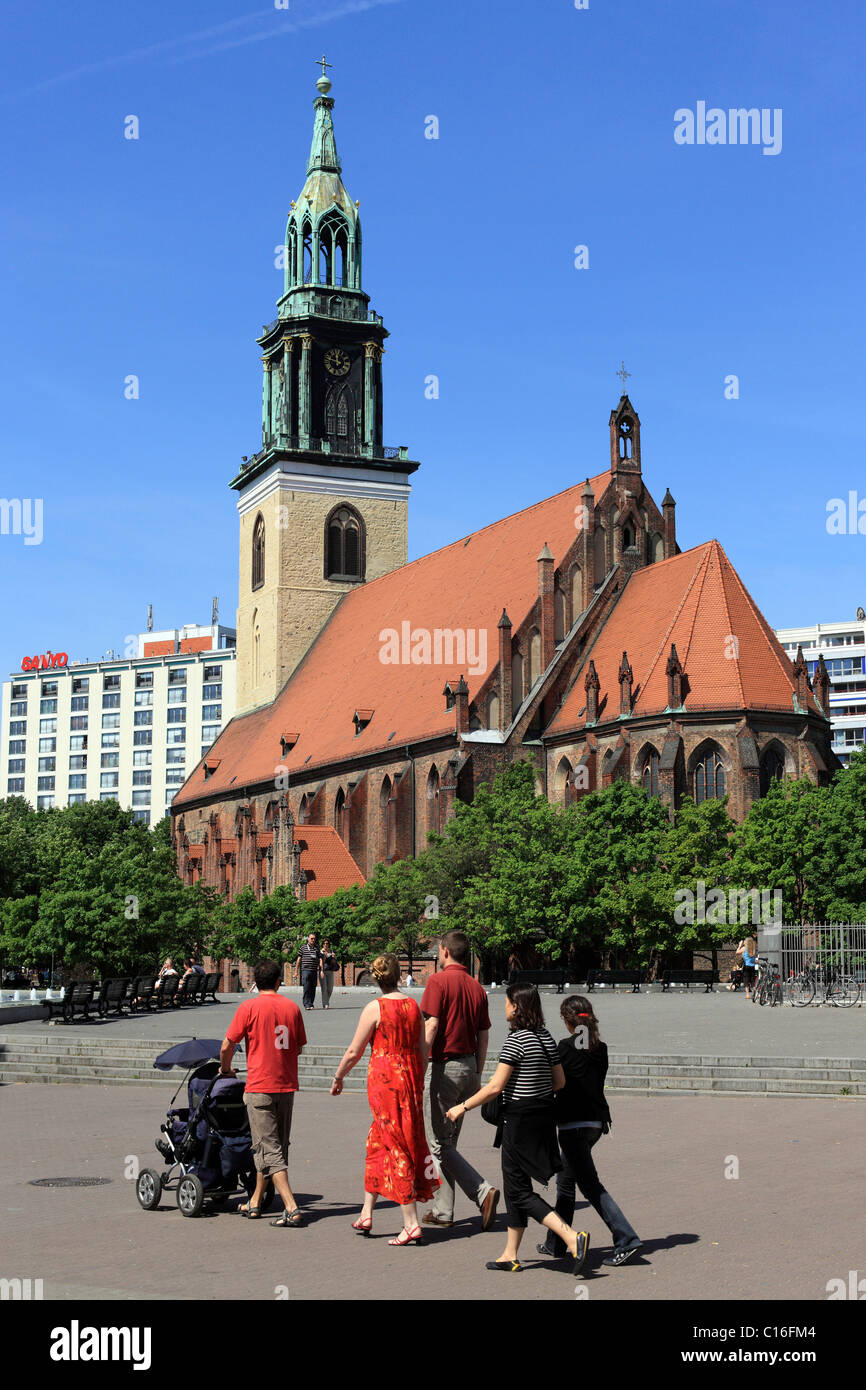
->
[480,1095,503,1126]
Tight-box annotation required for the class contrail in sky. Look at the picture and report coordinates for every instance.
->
[6,0,406,99]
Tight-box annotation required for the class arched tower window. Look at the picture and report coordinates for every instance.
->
[302,219,313,284]
[325,504,365,581]
[618,418,633,459]
[554,757,573,807]
[694,745,726,804]
[427,766,441,835]
[252,513,265,591]
[286,222,298,291]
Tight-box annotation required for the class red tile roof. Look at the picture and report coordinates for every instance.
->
[174,472,611,805]
[548,540,817,734]
[296,825,365,900]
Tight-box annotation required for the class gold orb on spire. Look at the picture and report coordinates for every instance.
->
[316,54,333,95]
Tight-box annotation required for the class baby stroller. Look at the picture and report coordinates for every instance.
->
[135,1039,275,1218]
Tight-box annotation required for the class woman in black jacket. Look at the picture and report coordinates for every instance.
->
[538,995,642,1267]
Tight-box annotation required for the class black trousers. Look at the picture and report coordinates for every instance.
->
[301,971,317,1009]
[501,1139,556,1230]
[544,1127,639,1256]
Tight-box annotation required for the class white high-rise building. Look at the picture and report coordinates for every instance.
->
[1,622,237,825]
[775,612,866,767]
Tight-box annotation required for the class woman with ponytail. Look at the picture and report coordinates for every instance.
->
[537,995,642,1268]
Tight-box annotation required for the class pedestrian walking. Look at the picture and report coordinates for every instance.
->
[220,959,307,1227]
[320,939,338,1009]
[446,982,590,1275]
[736,937,758,1001]
[537,996,641,1267]
[420,930,500,1231]
[295,932,321,1010]
[331,952,439,1245]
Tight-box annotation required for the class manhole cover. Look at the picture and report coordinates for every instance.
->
[29,1177,112,1188]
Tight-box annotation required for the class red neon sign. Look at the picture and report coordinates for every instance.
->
[21,652,68,671]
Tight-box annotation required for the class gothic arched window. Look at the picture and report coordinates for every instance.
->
[760,746,786,796]
[694,746,726,804]
[334,787,346,841]
[379,776,395,860]
[325,505,364,581]
[594,527,607,586]
[252,514,265,591]
[642,750,660,798]
[619,418,633,459]
[427,766,441,835]
[511,651,524,716]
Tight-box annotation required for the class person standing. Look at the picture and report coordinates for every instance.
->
[331,953,438,1245]
[537,996,641,1267]
[446,983,590,1275]
[295,932,321,1010]
[420,931,500,1231]
[220,960,307,1227]
[319,939,338,1009]
[736,937,758,1001]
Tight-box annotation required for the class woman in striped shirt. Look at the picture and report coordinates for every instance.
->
[446,982,590,1275]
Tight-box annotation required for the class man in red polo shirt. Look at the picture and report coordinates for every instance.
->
[220,960,307,1227]
[421,930,500,1230]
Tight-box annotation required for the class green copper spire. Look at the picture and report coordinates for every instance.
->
[280,62,362,304]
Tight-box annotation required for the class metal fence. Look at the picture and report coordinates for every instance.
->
[758,923,866,1003]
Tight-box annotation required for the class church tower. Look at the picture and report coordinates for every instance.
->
[232,63,419,714]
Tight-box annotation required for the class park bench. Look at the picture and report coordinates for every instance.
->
[508,969,568,993]
[96,976,131,1017]
[156,975,180,1009]
[175,974,205,1006]
[127,975,158,1012]
[41,981,96,1023]
[662,969,716,993]
[586,969,642,993]
[203,972,220,1003]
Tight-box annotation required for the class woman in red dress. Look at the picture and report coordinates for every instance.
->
[331,953,439,1245]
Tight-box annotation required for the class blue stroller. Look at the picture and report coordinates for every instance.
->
[135,1039,275,1218]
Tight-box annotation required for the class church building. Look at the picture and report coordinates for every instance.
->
[171,70,837,905]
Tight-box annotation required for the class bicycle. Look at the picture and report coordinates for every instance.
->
[753,957,782,1007]
[789,961,861,1008]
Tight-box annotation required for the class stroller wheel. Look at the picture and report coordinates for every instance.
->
[177,1174,205,1217]
[136,1168,163,1211]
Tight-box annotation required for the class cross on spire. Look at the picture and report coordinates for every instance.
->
[316,54,333,78]
[616,361,631,394]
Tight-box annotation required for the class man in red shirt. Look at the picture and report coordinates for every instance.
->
[220,960,307,1227]
[421,930,500,1230]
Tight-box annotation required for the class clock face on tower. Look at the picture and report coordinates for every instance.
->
[325,347,350,377]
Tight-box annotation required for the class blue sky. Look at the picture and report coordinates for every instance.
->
[1,0,865,675]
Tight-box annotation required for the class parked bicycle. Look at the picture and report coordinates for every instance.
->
[753,956,782,1007]
[789,960,861,1008]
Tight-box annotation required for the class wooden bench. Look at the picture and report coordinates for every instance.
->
[508,969,568,994]
[155,975,180,1009]
[175,974,206,1006]
[203,972,221,1003]
[662,969,716,993]
[41,981,96,1022]
[95,977,131,1017]
[586,969,642,993]
[128,975,158,1012]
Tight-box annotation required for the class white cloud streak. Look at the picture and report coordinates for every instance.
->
[5,0,406,100]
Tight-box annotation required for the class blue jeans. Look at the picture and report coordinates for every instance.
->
[544,1126,639,1256]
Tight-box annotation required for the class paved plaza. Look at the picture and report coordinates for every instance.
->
[1,987,864,1302]
[3,983,864,1058]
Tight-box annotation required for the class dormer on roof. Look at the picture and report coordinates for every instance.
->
[353,708,374,736]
